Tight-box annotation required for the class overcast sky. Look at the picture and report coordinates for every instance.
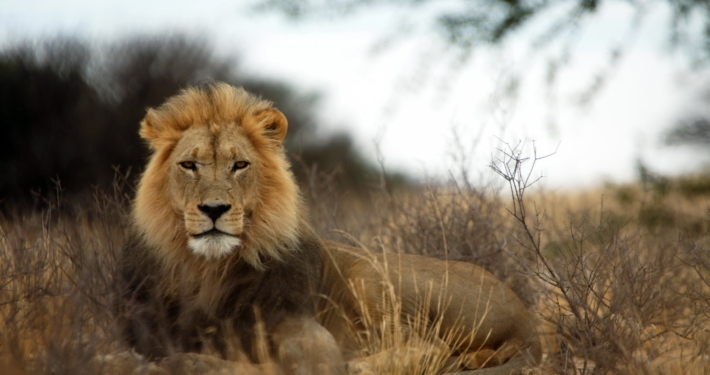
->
[2,0,708,189]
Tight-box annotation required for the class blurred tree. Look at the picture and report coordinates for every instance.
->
[664,82,710,151]
[259,0,710,61]
[260,0,710,116]
[262,0,710,177]
[0,35,403,205]
[666,117,710,147]
[0,39,106,200]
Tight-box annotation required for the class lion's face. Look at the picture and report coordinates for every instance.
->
[133,83,302,268]
[168,124,259,259]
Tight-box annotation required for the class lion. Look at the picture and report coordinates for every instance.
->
[118,82,542,375]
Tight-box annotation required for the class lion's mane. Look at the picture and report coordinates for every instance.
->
[119,83,323,359]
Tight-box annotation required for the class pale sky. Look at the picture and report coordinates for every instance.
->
[2,0,708,189]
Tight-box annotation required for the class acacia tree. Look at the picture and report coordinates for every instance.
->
[666,117,710,148]
[262,0,710,163]
[260,0,710,60]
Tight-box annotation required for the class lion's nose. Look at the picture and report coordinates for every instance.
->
[198,204,232,222]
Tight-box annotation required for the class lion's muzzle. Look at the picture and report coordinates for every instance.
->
[186,201,244,259]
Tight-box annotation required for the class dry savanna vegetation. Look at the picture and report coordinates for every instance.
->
[1,144,710,375]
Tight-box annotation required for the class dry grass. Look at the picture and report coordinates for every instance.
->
[0,179,132,374]
[2,156,710,374]
[488,143,710,375]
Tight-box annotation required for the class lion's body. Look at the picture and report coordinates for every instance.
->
[119,82,541,375]
[318,241,541,374]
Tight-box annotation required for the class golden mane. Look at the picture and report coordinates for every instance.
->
[132,83,304,295]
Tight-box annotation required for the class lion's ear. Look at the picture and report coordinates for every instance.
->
[255,108,288,145]
[139,109,180,150]
[139,109,160,148]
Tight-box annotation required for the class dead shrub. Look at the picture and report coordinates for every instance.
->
[490,140,710,374]
[0,175,132,374]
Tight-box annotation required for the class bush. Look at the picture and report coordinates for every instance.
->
[0,35,403,206]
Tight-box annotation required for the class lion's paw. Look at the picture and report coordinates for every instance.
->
[345,361,376,375]
[160,353,236,375]
[88,351,167,375]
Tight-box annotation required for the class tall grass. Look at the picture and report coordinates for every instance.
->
[1,152,710,374]
[0,176,132,374]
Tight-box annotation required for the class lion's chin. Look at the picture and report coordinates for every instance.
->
[187,235,242,260]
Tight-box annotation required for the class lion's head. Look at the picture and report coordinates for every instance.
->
[133,82,302,270]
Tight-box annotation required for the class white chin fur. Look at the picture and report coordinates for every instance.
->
[188,235,242,260]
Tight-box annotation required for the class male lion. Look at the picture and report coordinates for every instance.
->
[118,82,541,375]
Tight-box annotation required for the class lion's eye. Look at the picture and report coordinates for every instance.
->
[179,161,197,171]
[232,161,249,172]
